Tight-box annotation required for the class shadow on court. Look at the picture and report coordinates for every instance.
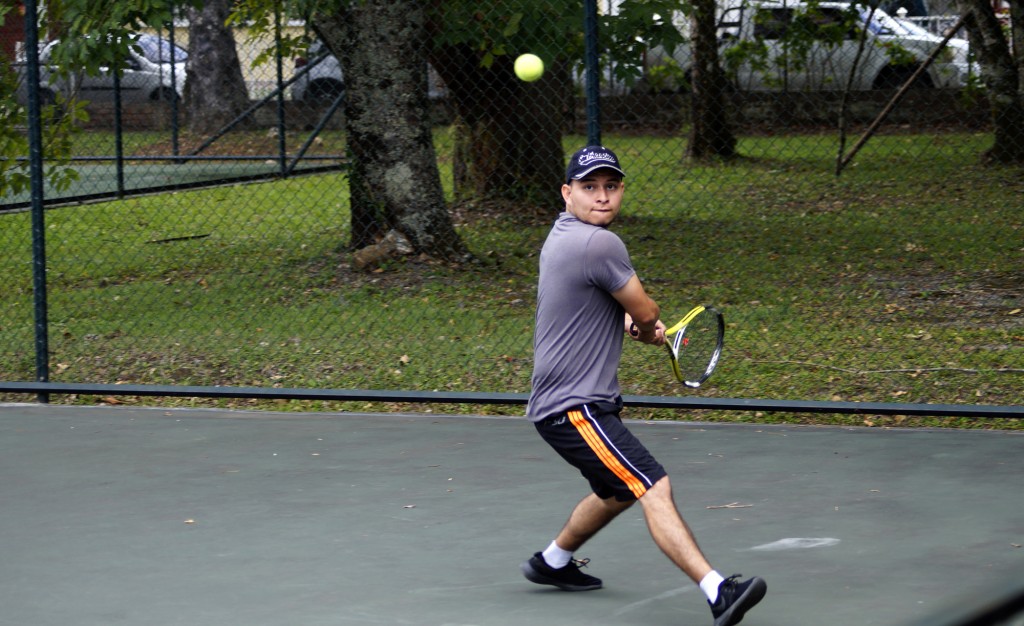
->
[1,404,1021,625]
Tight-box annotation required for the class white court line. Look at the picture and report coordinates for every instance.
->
[750,537,841,551]
[612,586,696,617]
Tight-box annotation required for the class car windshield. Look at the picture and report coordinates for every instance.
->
[860,8,925,37]
[893,17,936,37]
[134,34,188,63]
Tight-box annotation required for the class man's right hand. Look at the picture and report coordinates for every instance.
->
[636,319,666,346]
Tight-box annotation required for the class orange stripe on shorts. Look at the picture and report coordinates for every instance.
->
[568,410,648,498]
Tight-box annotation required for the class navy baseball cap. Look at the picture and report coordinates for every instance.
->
[565,145,626,183]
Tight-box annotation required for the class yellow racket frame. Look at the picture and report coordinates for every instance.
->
[664,305,724,388]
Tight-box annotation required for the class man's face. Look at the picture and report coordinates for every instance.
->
[561,170,625,227]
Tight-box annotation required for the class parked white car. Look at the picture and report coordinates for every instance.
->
[646,0,976,91]
[894,15,976,82]
[16,34,187,106]
[291,41,344,103]
[291,40,448,103]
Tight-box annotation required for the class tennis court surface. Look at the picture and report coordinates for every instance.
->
[2,403,1021,625]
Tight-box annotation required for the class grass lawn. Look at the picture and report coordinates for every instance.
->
[1,129,1021,428]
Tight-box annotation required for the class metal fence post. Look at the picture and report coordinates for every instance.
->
[23,0,50,402]
[114,63,126,197]
[274,3,287,176]
[169,22,181,157]
[583,0,601,146]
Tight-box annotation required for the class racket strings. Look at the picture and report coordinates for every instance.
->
[673,311,720,383]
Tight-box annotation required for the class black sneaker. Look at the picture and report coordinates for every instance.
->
[520,552,603,591]
[709,574,767,626]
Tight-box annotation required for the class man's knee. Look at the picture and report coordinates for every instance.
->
[640,475,674,504]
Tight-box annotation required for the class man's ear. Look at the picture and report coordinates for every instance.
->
[561,183,572,205]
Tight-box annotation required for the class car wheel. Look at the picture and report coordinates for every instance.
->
[873,66,933,90]
[35,89,68,119]
[37,89,57,107]
[675,70,736,94]
[151,87,180,103]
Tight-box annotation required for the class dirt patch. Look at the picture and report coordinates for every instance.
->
[868,269,1023,330]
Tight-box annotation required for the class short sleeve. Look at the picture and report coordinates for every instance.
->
[584,229,635,293]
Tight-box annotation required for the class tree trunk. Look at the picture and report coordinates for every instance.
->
[956,0,1024,162]
[687,0,737,160]
[1008,0,1023,94]
[185,0,250,135]
[426,17,565,207]
[314,1,467,260]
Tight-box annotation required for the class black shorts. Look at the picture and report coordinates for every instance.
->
[534,400,667,502]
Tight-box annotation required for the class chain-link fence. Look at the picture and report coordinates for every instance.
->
[1,0,1021,416]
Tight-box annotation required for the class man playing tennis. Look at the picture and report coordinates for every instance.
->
[521,146,766,626]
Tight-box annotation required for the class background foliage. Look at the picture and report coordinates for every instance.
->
[1,0,1021,423]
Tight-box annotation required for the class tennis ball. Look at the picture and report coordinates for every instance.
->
[514,54,545,82]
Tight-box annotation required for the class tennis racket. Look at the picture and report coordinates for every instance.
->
[663,305,725,388]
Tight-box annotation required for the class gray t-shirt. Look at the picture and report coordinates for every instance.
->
[526,212,636,422]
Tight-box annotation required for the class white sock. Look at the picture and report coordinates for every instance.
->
[700,571,726,604]
[541,540,573,569]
